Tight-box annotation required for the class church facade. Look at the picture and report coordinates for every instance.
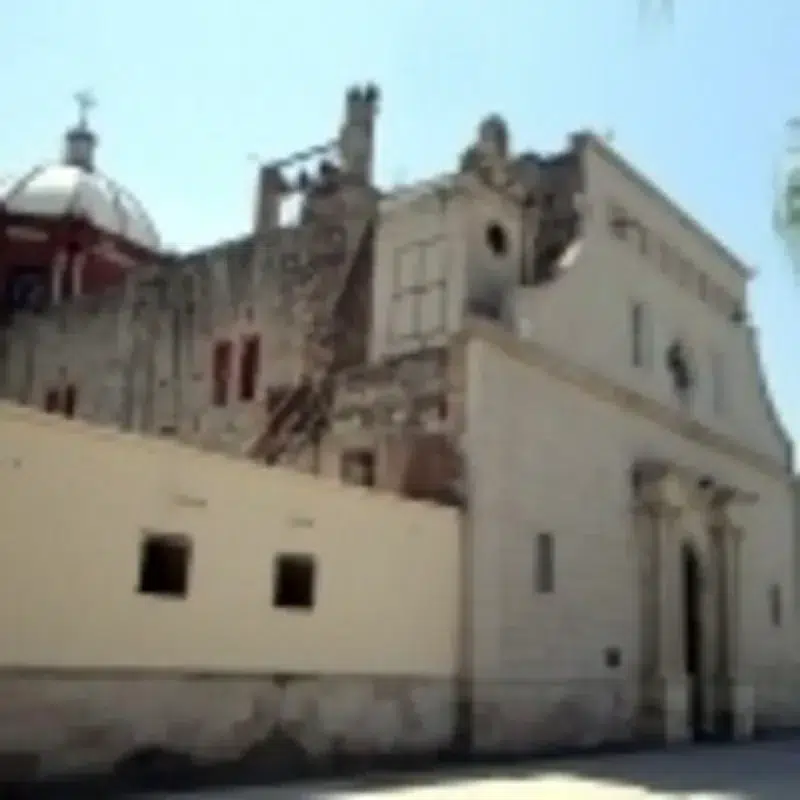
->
[0,84,798,770]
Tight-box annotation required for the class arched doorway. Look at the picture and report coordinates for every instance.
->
[681,542,704,738]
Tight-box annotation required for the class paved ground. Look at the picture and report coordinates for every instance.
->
[143,739,800,799]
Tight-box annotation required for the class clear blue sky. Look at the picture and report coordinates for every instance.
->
[3,0,799,446]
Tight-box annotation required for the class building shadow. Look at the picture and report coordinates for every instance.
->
[5,738,800,799]
[259,738,800,800]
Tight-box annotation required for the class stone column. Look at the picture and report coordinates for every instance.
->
[634,501,659,740]
[657,505,681,675]
[726,525,742,677]
[655,502,690,743]
[637,503,659,679]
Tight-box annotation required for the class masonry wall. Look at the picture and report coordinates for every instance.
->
[464,332,798,751]
[0,403,460,779]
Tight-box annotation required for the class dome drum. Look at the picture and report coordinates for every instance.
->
[0,221,139,305]
[0,102,161,314]
[1,208,149,261]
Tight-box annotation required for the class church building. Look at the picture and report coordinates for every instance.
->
[0,84,797,769]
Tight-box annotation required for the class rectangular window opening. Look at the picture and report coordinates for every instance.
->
[770,584,782,627]
[273,553,316,610]
[535,532,555,594]
[340,448,376,487]
[631,301,644,368]
[137,533,192,599]
[211,340,232,407]
[239,335,261,401]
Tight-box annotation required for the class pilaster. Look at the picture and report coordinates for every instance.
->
[725,523,754,739]
[653,501,690,743]
[709,514,753,740]
[726,523,743,679]
[699,525,721,736]
[657,503,684,678]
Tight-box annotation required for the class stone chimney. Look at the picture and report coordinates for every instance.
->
[339,83,380,183]
[253,165,286,234]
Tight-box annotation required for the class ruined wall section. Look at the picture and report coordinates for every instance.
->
[0,234,291,456]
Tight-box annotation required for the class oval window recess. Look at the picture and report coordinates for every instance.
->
[485,222,509,256]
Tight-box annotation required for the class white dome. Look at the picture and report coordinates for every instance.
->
[0,163,160,252]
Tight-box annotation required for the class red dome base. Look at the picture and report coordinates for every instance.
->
[0,210,156,317]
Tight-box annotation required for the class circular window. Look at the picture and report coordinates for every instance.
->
[485,222,509,256]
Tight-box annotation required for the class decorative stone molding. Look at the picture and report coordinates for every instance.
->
[462,318,790,482]
[629,459,755,529]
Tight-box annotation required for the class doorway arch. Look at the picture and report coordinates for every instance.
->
[681,542,704,738]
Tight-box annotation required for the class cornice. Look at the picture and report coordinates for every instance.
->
[573,132,753,281]
[458,317,791,483]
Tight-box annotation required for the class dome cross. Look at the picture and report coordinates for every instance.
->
[74,90,96,131]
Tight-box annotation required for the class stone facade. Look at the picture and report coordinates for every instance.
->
[0,672,654,782]
[464,322,797,749]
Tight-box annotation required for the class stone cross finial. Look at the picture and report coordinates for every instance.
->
[75,90,96,130]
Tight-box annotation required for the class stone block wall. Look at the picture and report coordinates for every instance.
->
[0,672,455,781]
[471,678,636,754]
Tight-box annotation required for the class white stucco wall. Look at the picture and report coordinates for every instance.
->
[464,330,796,687]
[511,136,789,470]
[0,403,460,677]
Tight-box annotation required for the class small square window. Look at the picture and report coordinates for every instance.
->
[535,532,554,594]
[273,554,316,610]
[137,533,192,598]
